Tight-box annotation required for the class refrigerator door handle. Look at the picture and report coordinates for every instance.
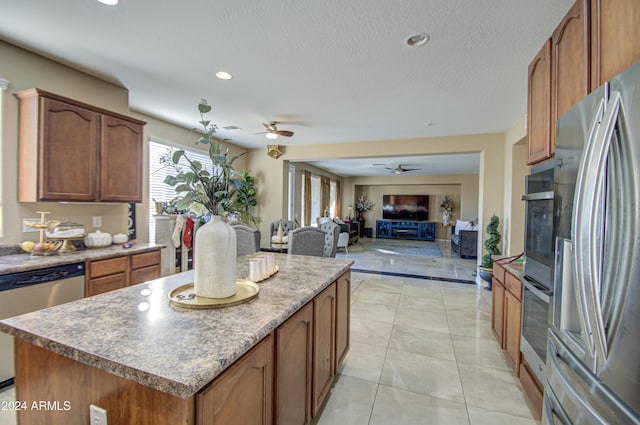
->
[571,95,606,357]
[587,90,622,364]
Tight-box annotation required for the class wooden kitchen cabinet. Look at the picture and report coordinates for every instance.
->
[312,283,336,417]
[527,39,553,165]
[551,0,590,149]
[130,251,161,285]
[590,0,640,89]
[275,303,313,425]
[86,250,161,296]
[86,256,129,297]
[15,88,145,202]
[335,273,351,371]
[197,334,274,425]
[504,286,522,373]
[491,276,505,348]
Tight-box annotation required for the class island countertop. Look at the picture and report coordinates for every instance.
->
[0,254,353,399]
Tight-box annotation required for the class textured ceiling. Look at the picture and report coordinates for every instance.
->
[0,0,572,175]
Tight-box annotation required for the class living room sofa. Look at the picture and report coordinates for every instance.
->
[451,219,478,259]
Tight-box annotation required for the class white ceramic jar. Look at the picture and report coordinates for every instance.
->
[84,231,113,248]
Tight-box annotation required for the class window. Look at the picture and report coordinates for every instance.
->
[148,140,212,243]
[330,180,337,217]
[310,175,321,224]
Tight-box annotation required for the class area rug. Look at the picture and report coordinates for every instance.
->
[359,239,442,257]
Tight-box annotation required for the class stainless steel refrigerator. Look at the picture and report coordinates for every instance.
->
[544,60,640,424]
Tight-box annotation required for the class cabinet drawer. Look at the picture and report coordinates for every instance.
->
[505,272,522,301]
[88,256,129,279]
[87,273,127,297]
[131,250,160,270]
[131,265,161,286]
[493,262,506,283]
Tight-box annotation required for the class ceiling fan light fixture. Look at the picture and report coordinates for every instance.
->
[405,33,430,47]
[215,71,233,80]
[265,132,278,140]
[97,0,118,4]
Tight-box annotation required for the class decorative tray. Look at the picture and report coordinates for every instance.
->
[168,280,259,309]
[250,265,278,283]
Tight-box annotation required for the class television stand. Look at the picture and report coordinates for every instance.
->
[375,220,436,241]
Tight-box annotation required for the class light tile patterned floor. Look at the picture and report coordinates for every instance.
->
[313,271,540,425]
[0,240,537,424]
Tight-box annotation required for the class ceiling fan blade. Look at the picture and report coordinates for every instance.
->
[277,130,294,137]
[402,168,420,172]
[254,131,267,135]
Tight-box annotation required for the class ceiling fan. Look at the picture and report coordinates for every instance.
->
[255,121,294,140]
[373,163,421,174]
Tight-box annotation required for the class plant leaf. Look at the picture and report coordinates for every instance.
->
[172,150,185,164]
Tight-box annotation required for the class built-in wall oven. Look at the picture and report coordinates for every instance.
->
[521,164,556,383]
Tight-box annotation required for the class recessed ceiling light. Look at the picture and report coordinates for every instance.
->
[405,33,430,47]
[265,133,278,140]
[216,71,233,80]
[97,0,118,5]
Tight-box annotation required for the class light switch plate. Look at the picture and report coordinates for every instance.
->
[92,216,102,228]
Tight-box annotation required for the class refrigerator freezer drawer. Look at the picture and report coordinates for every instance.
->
[545,331,640,425]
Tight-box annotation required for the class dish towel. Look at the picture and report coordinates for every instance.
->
[172,215,185,247]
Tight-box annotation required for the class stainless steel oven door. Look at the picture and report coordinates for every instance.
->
[520,274,552,384]
[522,190,555,288]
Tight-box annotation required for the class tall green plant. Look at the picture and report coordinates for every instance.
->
[163,100,258,224]
[481,214,501,268]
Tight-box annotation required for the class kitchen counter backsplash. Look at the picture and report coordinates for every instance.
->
[0,243,164,275]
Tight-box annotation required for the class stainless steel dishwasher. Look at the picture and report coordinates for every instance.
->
[0,262,85,388]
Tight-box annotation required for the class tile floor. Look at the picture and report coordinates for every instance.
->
[0,239,538,425]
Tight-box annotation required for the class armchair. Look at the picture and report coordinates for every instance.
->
[450,219,478,259]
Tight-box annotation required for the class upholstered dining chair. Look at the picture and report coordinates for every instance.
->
[318,220,340,258]
[318,217,349,254]
[270,220,296,238]
[287,227,325,257]
[231,223,260,257]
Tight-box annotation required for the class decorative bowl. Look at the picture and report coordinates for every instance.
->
[84,231,113,248]
[112,233,129,244]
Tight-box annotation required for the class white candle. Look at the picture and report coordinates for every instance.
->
[249,259,261,281]
[258,255,267,277]
[266,253,275,273]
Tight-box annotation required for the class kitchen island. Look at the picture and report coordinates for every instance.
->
[0,253,353,424]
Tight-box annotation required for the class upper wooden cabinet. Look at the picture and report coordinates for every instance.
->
[15,88,146,202]
[527,0,640,165]
[590,0,640,88]
[527,39,552,165]
[551,0,590,149]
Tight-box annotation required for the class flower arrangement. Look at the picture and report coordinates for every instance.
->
[440,195,454,212]
[355,196,374,213]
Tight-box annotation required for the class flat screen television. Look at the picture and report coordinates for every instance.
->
[382,194,429,221]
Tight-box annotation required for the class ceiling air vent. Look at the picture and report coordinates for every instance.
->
[222,125,242,131]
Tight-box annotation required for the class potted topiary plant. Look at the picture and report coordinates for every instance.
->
[478,214,501,287]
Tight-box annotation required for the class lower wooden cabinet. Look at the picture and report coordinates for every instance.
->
[312,283,336,417]
[504,289,522,373]
[335,273,351,370]
[491,277,505,348]
[275,303,313,425]
[86,250,161,296]
[520,356,544,420]
[197,334,274,425]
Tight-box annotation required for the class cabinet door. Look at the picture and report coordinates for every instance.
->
[491,278,505,348]
[504,290,522,374]
[591,0,640,88]
[312,283,336,417]
[527,39,553,165]
[275,303,313,425]
[552,0,589,149]
[198,334,273,425]
[100,115,144,202]
[40,97,100,201]
[130,265,161,286]
[335,273,350,371]
[87,273,127,297]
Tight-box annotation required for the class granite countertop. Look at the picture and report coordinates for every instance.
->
[0,254,353,399]
[0,243,164,274]
[492,255,524,277]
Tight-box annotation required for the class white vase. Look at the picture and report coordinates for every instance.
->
[194,215,237,298]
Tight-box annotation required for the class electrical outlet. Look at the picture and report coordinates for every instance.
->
[92,216,102,228]
[90,404,107,425]
[22,218,41,233]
